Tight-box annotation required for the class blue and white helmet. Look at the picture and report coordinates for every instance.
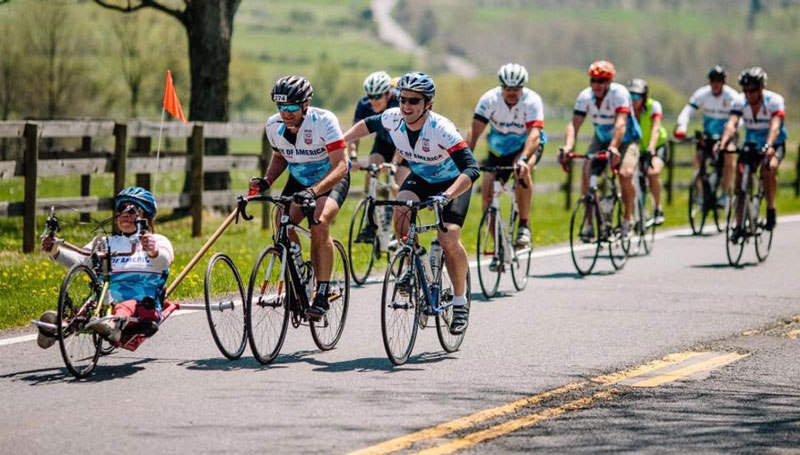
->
[396,72,436,99]
[116,186,157,217]
[498,63,529,88]
[363,71,392,96]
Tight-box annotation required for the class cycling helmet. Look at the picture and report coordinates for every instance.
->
[627,78,648,96]
[497,63,529,88]
[707,65,727,81]
[396,72,436,99]
[116,186,157,217]
[271,75,314,104]
[363,71,392,96]
[738,67,767,87]
[587,60,616,80]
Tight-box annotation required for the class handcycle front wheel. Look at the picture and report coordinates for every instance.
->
[204,253,248,360]
[348,198,378,285]
[381,249,420,366]
[436,258,468,353]
[246,246,290,365]
[310,240,350,351]
[569,196,601,276]
[57,264,102,378]
[476,208,501,298]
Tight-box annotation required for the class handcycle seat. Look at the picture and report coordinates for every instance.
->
[116,300,179,351]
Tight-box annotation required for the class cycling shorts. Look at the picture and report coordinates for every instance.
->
[485,144,544,184]
[399,173,472,227]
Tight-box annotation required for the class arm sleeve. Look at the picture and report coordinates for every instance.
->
[573,89,590,116]
[473,113,489,124]
[676,104,696,132]
[450,148,480,183]
[729,94,745,116]
[148,235,174,270]
[364,114,383,133]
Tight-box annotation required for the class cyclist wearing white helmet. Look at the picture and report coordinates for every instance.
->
[343,71,480,334]
[628,78,668,225]
[466,63,546,249]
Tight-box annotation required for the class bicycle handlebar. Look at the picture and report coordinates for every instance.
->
[238,192,319,225]
[479,165,529,189]
[372,198,449,233]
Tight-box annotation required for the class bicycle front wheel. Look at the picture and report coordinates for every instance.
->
[310,240,350,351]
[381,250,420,365]
[476,208,501,298]
[205,253,247,360]
[608,195,628,270]
[348,198,377,285]
[57,264,101,378]
[725,193,746,267]
[688,172,707,235]
[754,195,773,262]
[569,197,600,276]
[247,246,290,365]
[436,258,468,353]
[641,186,656,254]
[510,221,531,291]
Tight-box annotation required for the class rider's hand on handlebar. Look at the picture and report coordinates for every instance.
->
[249,177,270,195]
[430,193,450,207]
[608,146,621,169]
[674,129,686,140]
[41,235,58,256]
[141,232,158,257]
[711,140,721,157]
[293,188,317,204]
[349,154,361,171]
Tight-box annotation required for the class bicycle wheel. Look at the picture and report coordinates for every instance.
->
[627,189,644,257]
[246,246,290,365]
[641,186,656,255]
[725,193,746,266]
[754,195,773,262]
[436,258,468,353]
[510,220,531,291]
[57,264,101,378]
[688,172,707,235]
[310,240,350,351]
[204,253,247,360]
[608,195,628,270]
[381,250,420,365]
[710,171,724,233]
[569,196,600,276]
[476,208,501,298]
[348,198,377,285]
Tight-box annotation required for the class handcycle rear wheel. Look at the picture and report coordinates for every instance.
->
[246,246,290,365]
[436,258,468,353]
[205,253,248,360]
[381,250,420,366]
[348,198,377,285]
[310,240,350,351]
[569,196,601,276]
[57,264,101,378]
[476,208,501,298]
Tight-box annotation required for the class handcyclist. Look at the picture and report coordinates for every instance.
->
[37,186,174,348]
[342,72,479,334]
[249,75,349,320]
[559,60,642,239]
[675,65,739,207]
[628,78,668,225]
[716,67,787,237]
[465,63,545,251]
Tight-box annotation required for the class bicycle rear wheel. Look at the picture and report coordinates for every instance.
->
[436,257,467,353]
[57,264,101,378]
[205,253,247,360]
[381,250,420,365]
[247,246,290,365]
[476,208,501,298]
[569,197,600,276]
[310,240,350,351]
[754,195,773,262]
[688,172,707,235]
[725,193,746,266]
[348,198,377,285]
[608,195,628,270]
[510,221,531,291]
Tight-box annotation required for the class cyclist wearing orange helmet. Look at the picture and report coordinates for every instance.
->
[560,60,642,238]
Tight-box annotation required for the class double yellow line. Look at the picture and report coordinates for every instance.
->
[347,351,747,455]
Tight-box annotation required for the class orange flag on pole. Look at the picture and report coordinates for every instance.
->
[163,70,187,124]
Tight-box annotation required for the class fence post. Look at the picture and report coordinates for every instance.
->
[191,124,204,237]
[80,136,92,222]
[113,123,128,197]
[260,131,272,230]
[22,123,39,253]
[666,139,675,205]
[564,159,573,211]
[134,136,152,190]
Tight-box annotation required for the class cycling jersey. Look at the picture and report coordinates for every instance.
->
[676,85,738,136]
[365,108,472,184]
[730,89,787,147]
[574,82,642,144]
[473,87,546,156]
[266,107,347,186]
[353,95,399,159]
[638,98,668,149]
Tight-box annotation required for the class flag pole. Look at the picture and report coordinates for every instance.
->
[152,106,166,195]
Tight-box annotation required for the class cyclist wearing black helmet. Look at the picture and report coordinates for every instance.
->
[249,75,350,320]
[628,78,668,225]
[717,67,787,231]
[343,71,480,334]
[676,65,739,206]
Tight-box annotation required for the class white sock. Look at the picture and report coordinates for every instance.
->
[453,294,468,307]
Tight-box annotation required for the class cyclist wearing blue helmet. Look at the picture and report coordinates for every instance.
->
[343,71,480,334]
[37,187,174,347]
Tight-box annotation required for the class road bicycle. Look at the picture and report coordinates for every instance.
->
[476,165,531,298]
[629,152,656,256]
[238,194,350,365]
[725,143,773,266]
[562,149,629,275]
[380,198,470,366]
[689,131,725,235]
[348,163,399,285]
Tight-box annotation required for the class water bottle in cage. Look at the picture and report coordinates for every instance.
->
[417,246,433,282]
[290,241,304,270]
[429,240,442,280]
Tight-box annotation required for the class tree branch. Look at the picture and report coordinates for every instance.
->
[93,0,187,24]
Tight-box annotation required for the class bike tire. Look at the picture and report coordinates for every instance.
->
[754,195,773,262]
[609,194,628,270]
[688,172,706,235]
[381,250,420,366]
[641,185,656,254]
[476,208,502,298]
[436,257,468,353]
[310,240,350,351]
[510,222,531,291]
[57,264,101,378]
[569,196,600,276]
[205,253,248,360]
[348,198,377,286]
[711,171,724,233]
[246,246,290,365]
[725,193,746,267]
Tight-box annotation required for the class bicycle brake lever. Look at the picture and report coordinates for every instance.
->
[237,196,254,221]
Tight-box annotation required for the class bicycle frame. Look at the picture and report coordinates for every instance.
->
[484,166,520,264]
[361,163,398,252]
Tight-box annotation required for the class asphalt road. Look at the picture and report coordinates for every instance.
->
[2,217,799,454]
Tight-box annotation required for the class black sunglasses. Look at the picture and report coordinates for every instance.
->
[399,96,425,105]
[116,203,139,215]
[590,78,609,84]
[742,87,760,94]
[367,94,385,100]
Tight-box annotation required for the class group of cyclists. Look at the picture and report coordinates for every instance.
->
[35,60,788,355]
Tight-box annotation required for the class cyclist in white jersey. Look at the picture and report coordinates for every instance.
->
[676,66,740,206]
[717,67,787,233]
[249,76,350,320]
[343,72,480,334]
[560,60,642,238]
[466,63,545,249]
